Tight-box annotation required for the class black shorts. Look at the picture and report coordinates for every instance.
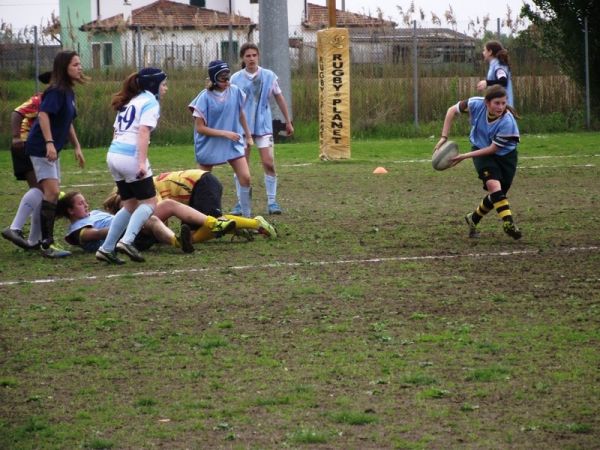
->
[133,232,158,251]
[472,149,518,193]
[189,172,223,217]
[79,230,157,253]
[10,143,34,180]
[116,176,156,201]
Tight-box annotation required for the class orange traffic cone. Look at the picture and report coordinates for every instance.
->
[373,166,388,174]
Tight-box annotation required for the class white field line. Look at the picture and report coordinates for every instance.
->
[62,161,597,189]
[0,246,598,287]
[47,154,600,183]
[392,154,600,165]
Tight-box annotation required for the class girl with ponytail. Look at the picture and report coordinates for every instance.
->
[477,40,514,107]
[96,68,168,264]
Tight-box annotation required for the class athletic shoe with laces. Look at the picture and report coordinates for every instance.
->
[116,241,145,262]
[210,218,236,238]
[503,221,522,240]
[40,243,71,258]
[179,224,195,253]
[255,215,277,239]
[2,227,34,250]
[267,201,282,215]
[95,248,125,265]
[230,203,243,215]
[464,213,480,238]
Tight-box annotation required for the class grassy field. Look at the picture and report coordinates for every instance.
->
[0,133,599,449]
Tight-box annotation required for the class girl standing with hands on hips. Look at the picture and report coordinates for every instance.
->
[434,85,522,240]
[189,60,254,217]
[477,40,514,107]
[25,50,86,258]
[96,68,167,264]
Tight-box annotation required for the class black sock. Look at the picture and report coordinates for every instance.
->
[40,200,57,247]
[472,195,493,225]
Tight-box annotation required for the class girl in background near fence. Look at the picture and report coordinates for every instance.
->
[230,42,294,216]
[189,60,254,217]
[477,40,514,107]
[25,51,86,258]
[95,68,167,264]
[434,85,522,240]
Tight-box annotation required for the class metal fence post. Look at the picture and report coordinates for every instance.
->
[227,0,234,65]
[413,20,418,129]
[584,16,590,129]
[34,26,39,93]
[136,26,142,69]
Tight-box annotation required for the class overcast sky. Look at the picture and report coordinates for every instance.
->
[1,0,533,33]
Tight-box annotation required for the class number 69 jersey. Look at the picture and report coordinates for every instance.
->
[108,91,160,158]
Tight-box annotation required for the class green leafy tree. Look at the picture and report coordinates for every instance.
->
[521,1,599,119]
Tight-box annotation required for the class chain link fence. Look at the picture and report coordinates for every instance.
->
[1,23,584,145]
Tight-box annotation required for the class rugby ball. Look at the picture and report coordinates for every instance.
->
[432,140,459,171]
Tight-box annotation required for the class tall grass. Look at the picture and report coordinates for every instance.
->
[0,72,589,147]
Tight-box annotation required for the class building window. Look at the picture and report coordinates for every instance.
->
[103,43,113,66]
[190,0,205,6]
[220,40,238,61]
[92,43,101,69]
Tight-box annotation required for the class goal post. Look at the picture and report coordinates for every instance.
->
[317,5,351,160]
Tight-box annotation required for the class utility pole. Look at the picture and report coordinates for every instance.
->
[259,0,293,123]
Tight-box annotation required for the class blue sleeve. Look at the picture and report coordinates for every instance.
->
[39,88,65,115]
[189,90,207,116]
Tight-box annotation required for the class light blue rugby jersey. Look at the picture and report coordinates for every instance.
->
[108,91,160,157]
[189,85,247,165]
[230,67,279,136]
[65,210,114,252]
[488,58,514,107]
[465,97,519,156]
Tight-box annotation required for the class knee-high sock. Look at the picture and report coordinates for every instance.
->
[11,187,43,230]
[239,186,252,218]
[191,216,217,243]
[224,214,259,230]
[101,207,131,252]
[233,174,241,205]
[121,204,154,245]
[471,194,493,225]
[265,174,277,204]
[490,190,514,223]
[40,200,57,246]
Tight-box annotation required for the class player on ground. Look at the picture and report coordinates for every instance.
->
[434,85,522,240]
[230,43,294,215]
[103,169,277,246]
[2,71,51,250]
[57,191,232,263]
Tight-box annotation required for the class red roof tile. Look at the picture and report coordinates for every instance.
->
[304,2,396,29]
[81,0,253,31]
